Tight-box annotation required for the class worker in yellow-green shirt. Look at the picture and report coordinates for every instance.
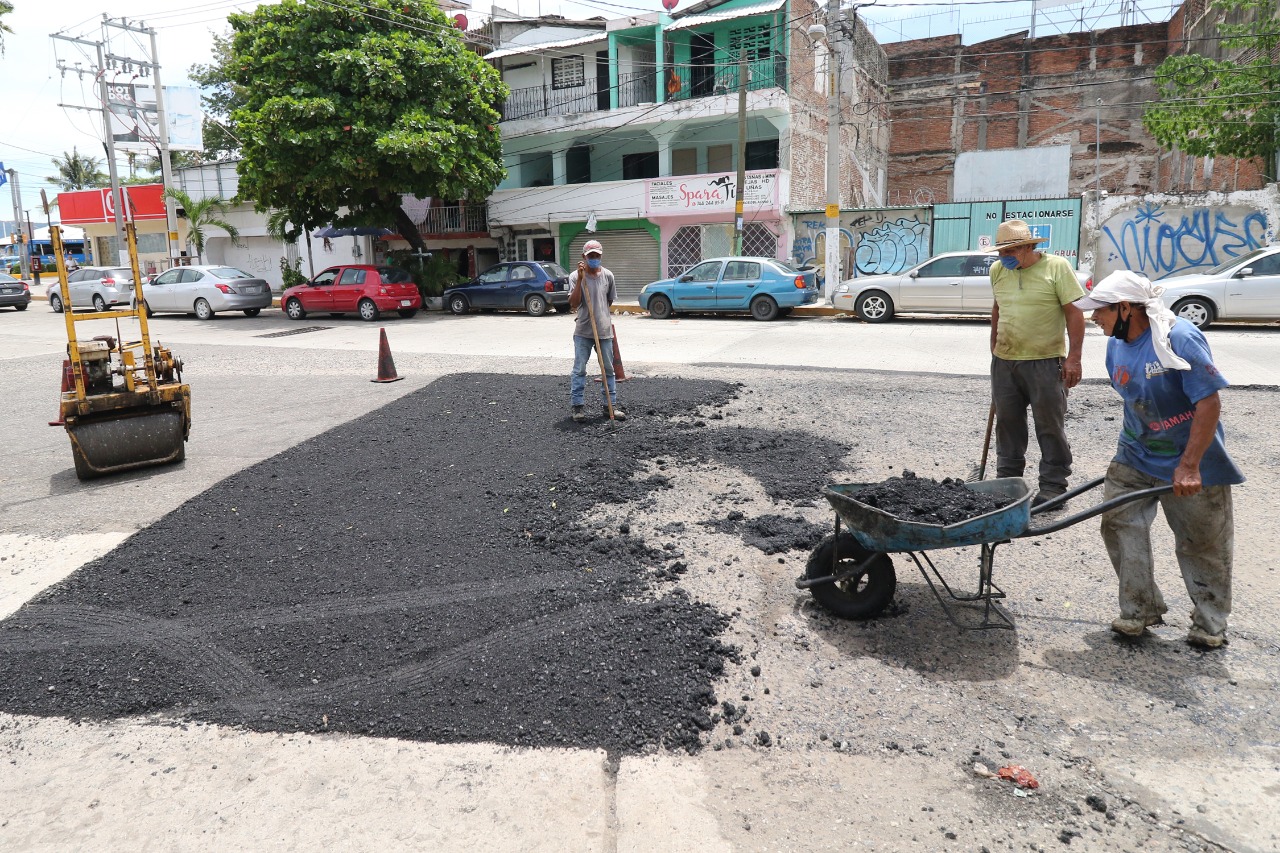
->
[987,220,1086,507]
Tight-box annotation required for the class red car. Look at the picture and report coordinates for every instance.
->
[281,265,421,321]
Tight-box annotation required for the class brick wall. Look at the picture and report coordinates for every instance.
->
[883,19,1270,204]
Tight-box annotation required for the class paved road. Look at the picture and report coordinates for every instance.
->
[4,304,1278,386]
[2,305,1278,851]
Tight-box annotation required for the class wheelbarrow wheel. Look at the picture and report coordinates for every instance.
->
[805,532,896,620]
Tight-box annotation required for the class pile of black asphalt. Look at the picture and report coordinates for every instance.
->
[0,374,848,754]
[851,470,1014,525]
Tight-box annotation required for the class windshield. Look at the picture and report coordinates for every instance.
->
[1194,248,1271,276]
[210,267,252,279]
[540,263,569,278]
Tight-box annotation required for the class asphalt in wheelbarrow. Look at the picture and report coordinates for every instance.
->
[851,470,1014,525]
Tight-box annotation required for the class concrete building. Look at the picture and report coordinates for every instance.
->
[483,0,889,299]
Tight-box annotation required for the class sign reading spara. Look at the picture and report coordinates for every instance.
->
[646,171,778,215]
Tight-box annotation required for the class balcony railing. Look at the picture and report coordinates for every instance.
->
[499,58,786,122]
[417,203,489,236]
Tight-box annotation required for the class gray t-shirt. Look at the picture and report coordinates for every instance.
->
[570,268,616,339]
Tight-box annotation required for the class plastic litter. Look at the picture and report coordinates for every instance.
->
[997,764,1040,789]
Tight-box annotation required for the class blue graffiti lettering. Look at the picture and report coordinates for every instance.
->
[1102,204,1268,279]
[854,218,929,275]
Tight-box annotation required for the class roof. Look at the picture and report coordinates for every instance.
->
[484,31,607,60]
[666,0,786,31]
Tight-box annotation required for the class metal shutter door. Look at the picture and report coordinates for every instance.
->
[569,230,659,303]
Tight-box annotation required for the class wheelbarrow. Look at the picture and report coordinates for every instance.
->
[795,476,1173,630]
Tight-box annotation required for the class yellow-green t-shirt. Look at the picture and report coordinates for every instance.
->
[990,253,1084,360]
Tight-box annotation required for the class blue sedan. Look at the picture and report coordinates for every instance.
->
[445,261,571,317]
[638,257,818,321]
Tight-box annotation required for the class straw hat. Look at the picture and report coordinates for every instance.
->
[991,220,1047,250]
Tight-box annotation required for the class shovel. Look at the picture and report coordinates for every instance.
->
[967,401,996,483]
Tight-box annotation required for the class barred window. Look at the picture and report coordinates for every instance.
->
[728,25,772,62]
[552,56,585,89]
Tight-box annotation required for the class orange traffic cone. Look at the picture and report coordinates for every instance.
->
[371,328,403,383]
[48,359,73,426]
[594,324,628,383]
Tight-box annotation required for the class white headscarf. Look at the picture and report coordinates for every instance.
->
[1073,271,1191,371]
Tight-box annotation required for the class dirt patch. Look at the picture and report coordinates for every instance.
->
[701,512,829,554]
[851,470,1014,524]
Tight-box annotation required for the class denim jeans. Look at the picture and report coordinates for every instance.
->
[1101,461,1233,635]
[570,334,616,406]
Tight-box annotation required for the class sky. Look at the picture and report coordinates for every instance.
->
[0,0,1177,227]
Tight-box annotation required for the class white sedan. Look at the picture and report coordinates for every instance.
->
[832,252,999,322]
[1158,246,1280,329]
[138,265,273,319]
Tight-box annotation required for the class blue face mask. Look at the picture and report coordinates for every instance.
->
[999,255,1020,270]
[586,257,602,270]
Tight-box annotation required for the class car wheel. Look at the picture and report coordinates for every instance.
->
[804,533,897,620]
[1172,297,1214,330]
[194,298,215,320]
[243,308,262,317]
[397,308,418,318]
[525,293,548,316]
[14,303,27,311]
[855,290,894,323]
[143,301,155,318]
[285,298,306,320]
[750,295,779,321]
[448,294,469,315]
[647,294,673,320]
[50,293,63,313]
[92,294,107,313]
[358,298,380,321]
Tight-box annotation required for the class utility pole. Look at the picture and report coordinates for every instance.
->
[6,169,30,279]
[823,0,843,299]
[733,50,748,256]
[52,32,128,262]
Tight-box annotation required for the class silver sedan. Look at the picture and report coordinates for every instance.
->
[139,266,273,319]
[832,252,999,322]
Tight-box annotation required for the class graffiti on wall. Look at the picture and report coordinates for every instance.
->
[791,208,932,278]
[1100,202,1270,280]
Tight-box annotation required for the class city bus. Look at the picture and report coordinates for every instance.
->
[2,237,89,274]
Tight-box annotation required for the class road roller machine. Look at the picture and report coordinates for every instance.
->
[49,224,191,480]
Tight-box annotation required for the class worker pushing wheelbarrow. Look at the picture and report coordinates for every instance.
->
[795,476,1172,630]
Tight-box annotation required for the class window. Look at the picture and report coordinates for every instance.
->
[622,151,659,180]
[179,269,203,283]
[210,267,252,279]
[966,256,997,276]
[154,269,182,285]
[379,267,413,284]
[338,269,366,285]
[745,139,778,170]
[313,269,339,286]
[724,261,760,281]
[706,144,733,173]
[479,266,510,284]
[685,261,723,282]
[918,257,965,277]
[1246,253,1280,275]
[672,148,698,175]
[511,265,536,281]
[552,56,585,90]
[728,25,772,63]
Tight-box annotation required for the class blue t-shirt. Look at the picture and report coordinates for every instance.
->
[1105,318,1244,486]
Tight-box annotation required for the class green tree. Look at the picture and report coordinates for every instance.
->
[187,32,242,161]
[0,2,13,54]
[163,187,243,263]
[226,0,506,254]
[1142,0,1280,179]
[46,148,108,191]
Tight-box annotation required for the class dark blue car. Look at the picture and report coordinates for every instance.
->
[445,261,571,317]
[638,257,819,321]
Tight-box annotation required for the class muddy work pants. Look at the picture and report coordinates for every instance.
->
[991,356,1072,494]
[1100,461,1233,636]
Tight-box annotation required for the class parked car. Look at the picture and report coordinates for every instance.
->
[638,257,818,321]
[444,261,571,316]
[1157,246,1280,329]
[137,265,273,319]
[281,265,421,321]
[0,273,30,311]
[46,266,134,313]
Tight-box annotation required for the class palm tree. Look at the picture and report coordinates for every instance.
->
[46,148,108,191]
[163,187,242,264]
[0,2,13,55]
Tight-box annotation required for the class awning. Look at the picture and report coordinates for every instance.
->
[312,226,394,238]
[484,32,607,60]
[666,0,786,31]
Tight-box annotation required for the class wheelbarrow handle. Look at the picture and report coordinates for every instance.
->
[1021,480,1175,537]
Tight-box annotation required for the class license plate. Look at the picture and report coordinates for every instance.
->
[400,299,411,307]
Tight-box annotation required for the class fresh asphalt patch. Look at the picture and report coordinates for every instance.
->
[0,374,849,754]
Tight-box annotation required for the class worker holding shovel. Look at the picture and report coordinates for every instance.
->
[568,240,626,423]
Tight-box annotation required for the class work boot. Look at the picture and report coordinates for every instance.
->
[571,405,585,423]
[1110,614,1164,637]
[1032,490,1067,508]
[611,407,627,422]
[1186,626,1227,649]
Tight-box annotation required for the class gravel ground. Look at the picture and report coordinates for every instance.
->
[2,352,1278,851]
